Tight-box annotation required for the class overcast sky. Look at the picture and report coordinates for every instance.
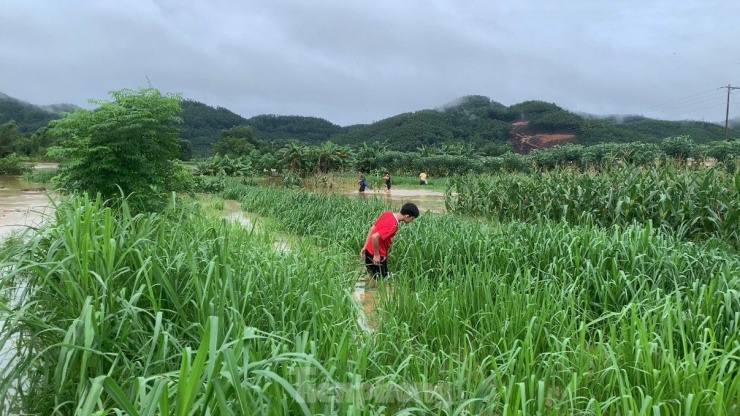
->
[2,0,739,126]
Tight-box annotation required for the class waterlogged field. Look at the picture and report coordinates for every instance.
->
[0,167,739,415]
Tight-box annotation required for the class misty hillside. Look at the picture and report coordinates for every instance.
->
[0,92,78,133]
[332,96,737,152]
[730,116,740,129]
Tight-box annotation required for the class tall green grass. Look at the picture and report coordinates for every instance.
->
[0,194,369,414]
[231,185,740,414]
[2,186,739,414]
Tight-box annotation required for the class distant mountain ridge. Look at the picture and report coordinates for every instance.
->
[2,91,738,156]
[0,92,79,133]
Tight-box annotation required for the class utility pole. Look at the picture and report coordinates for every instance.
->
[723,84,740,140]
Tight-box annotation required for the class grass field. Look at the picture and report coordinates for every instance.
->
[1,167,739,415]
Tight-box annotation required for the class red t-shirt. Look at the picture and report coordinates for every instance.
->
[364,211,399,257]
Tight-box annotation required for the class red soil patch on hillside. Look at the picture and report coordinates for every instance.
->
[530,133,576,146]
[510,121,576,154]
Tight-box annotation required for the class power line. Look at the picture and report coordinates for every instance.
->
[627,89,724,119]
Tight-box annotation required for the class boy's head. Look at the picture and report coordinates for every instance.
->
[400,202,420,223]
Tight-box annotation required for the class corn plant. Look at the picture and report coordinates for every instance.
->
[446,166,740,250]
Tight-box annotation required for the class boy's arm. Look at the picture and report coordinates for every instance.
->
[360,225,376,257]
[370,233,381,262]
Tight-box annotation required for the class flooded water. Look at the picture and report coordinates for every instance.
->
[348,188,447,213]
[351,280,399,332]
[1,173,55,415]
[0,175,54,242]
[352,281,379,332]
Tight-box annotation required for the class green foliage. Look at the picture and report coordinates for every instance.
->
[20,167,59,184]
[332,103,512,152]
[2,188,740,413]
[178,138,192,161]
[11,126,55,158]
[509,101,583,134]
[0,153,32,175]
[707,140,740,170]
[178,104,341,157]
[196,154,254,176]
[0,195,359,414]
[246,114,342,143]
[47,86,188,211]
[660,135,695,160]
[448,166,740,250]
[0,121,20,156]
[313,141,353,173]
[530,144,585,169]
[621,117,728,144]
[212,125,259,157]
[274,141,352,176]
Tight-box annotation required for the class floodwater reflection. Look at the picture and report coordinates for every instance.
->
[352,280,395,332]
[352,188,447,213]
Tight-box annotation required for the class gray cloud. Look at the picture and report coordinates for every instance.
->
[1,0,738,126]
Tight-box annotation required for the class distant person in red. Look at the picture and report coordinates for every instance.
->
[360,202,420,281]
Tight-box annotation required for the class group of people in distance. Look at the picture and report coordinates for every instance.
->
[357,170,428,193]
[357,170,393,193]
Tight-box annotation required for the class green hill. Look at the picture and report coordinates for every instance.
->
[179,99,249,156]
[246,114,341,144]
[0,93,75,133]
[332,96,513,152]
[179,100,343,156]
[3,92,738,158]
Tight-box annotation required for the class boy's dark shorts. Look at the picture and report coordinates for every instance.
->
[364,252,388,279]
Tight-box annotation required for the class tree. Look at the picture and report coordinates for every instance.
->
[47,87,187,211]
[0,121,20,157]
[212,125,258,157]
[178,139,192,161]
[277,141,313,175]
[660,135,694,162]
[314,141,352,173]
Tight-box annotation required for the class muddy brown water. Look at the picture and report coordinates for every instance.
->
[0,176,54,241]
[347,188,447,213]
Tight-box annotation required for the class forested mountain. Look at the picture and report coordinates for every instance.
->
[246,114,342,144]
[179,99,249,156]
[3,91,738,158]
[0,93,75,133]
[332,97,736,152]
[179,100,343,155]
[332,96,514,152]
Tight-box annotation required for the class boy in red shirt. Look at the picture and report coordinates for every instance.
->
[360,202,420,280]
